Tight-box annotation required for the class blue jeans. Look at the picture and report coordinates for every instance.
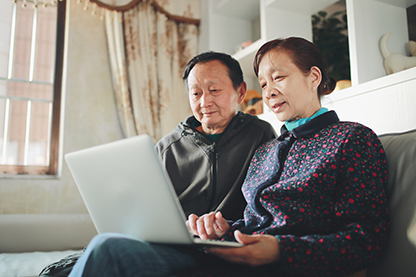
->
[68,233,271,276]
[68,233,197,277]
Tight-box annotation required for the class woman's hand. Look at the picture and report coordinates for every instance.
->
[186,211,230,240]
[206,230,281,267]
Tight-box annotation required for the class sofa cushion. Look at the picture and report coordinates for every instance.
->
[368,129,416,277]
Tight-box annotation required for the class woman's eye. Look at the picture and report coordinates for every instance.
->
[274,75,285,81]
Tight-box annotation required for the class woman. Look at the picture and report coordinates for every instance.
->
[69,38,389,277]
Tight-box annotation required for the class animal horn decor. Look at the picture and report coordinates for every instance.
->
[380,32,416,75]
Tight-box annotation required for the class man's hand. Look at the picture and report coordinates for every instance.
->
[206,230,281,267]
[186,211,230,240]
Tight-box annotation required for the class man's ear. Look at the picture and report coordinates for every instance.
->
[237,82,247,104]
[310,66,322,89]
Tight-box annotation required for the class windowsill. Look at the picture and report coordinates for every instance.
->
[0,174,61,180]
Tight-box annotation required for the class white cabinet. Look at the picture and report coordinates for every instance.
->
[199,0,416,134]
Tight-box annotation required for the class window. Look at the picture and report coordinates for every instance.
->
[0,0,66,175]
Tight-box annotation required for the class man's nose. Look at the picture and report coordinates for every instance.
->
[200,92,213,106]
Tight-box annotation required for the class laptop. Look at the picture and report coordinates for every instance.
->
[65,134,242,248]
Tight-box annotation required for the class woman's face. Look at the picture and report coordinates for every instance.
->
[257,49,322,122]
[188,60,246,134]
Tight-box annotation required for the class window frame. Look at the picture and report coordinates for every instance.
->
[0,0,66,176]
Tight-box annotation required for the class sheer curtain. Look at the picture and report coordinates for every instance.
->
[92,0,199,140]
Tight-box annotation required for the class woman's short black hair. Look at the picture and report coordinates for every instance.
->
[183,51,244,90]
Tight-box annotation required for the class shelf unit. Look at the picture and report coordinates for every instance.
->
[200,0,338,87]
[346,0,414,85]
[199,0,416,134]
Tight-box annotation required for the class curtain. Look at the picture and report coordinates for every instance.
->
[101,0,199,141]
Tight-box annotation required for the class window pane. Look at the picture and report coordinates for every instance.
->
[28,101,50,166]
[8,81,53,101]
[34,6,57,83]
[7,100,27,165]
[0,0,64,174]
[0,1,13,78]
[13,5,33,80]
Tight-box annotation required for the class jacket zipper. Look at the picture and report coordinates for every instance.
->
[208,149,218,213]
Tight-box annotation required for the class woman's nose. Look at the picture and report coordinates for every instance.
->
[263,87,277,99]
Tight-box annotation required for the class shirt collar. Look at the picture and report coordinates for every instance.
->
[280,110,340,139]
[284,107,329,131]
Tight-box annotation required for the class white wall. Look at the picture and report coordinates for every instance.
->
[0,1,123,214]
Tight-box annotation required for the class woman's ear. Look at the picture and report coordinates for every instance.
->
[237,82,247,104]
[310,66,322,90]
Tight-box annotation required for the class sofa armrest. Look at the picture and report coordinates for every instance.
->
[368,129,416,276]
[0,214,97,253]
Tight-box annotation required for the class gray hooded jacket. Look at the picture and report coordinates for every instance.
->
[155,111,276,221]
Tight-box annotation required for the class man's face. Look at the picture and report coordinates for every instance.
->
[187,60,246,134]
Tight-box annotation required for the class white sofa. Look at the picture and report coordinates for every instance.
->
[0,214,97,277]
[1,129,416,277]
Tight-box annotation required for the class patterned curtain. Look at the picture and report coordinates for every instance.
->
[92,0,199,141]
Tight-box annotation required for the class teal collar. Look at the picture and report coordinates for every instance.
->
[205,133,222,142]
[284,107,328,131]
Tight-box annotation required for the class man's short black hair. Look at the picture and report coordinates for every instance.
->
[183,51,244,90]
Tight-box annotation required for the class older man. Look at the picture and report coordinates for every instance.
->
[62,52,275,277]
[156,51,276,221]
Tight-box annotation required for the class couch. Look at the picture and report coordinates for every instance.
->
[1,129,415,277]
[368,129,416,276]
[0,214,97,277]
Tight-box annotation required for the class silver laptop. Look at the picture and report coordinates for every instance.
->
[65,134,241,248]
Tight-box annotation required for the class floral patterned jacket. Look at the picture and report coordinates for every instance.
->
[222,111,389,276]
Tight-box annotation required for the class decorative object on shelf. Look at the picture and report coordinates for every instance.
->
[242,90,262,115]
[312,9,350,81]
[409,40,416,57]
[234,40,252,54]
[380,32,416,75]
[333,79,351,92]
